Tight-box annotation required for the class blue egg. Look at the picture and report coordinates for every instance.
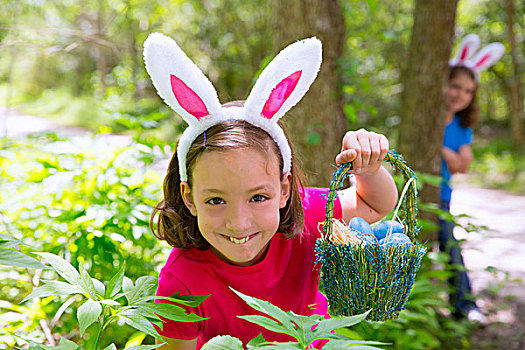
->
[348,217,373,236]
[379,233,412,247]
[360,233,378,245]
[372,220,404,241]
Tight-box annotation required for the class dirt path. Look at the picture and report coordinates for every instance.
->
[450,176,525,349]
[452,175,525,299]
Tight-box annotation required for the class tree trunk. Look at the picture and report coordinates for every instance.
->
[505,0,524,148]
[271,0,346,186]
[398,0,458,242]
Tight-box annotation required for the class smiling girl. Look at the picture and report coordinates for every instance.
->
[144,33,398,349]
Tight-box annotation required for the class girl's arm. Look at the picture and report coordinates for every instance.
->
[156,336,197,350]
[442,144,473,174]
[335,129,398,224]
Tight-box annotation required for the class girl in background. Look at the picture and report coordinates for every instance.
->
[440,34,504,322]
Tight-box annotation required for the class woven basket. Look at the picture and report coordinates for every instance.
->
[315,150,426,321]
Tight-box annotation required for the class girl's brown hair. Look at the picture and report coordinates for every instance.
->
[450,65,479,128]
[150,106,305,249]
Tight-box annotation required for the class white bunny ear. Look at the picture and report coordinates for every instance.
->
[450,34,480,66]
[143,33,222,126]
[244,38,322,122]
[470,42,505,74]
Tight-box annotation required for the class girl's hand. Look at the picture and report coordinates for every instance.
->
[335,129,389,175]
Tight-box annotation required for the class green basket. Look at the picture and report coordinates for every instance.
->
[315,150,426,321]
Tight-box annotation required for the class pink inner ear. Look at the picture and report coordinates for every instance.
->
[475,54,491,68]
[262,70,302,119]
[170,75,209,120]
[460,47,469,61]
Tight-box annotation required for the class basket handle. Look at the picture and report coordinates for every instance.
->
[322,149,419,240]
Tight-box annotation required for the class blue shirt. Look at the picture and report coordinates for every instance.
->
[441,114,473,202]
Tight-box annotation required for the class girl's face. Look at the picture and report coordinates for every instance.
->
[181,147,291,266]
[447,73,477,113]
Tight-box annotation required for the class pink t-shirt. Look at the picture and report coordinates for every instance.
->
[155,187,342,347]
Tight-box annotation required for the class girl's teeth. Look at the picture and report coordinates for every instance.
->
[229,236,250,244]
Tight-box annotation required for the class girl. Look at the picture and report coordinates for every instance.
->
[144,33,398,348]
[440,34,504,321]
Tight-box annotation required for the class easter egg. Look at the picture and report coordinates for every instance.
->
[348,217,373,237]
[379,233,411,247]
[360,233,378,245]
[373,220,404,241]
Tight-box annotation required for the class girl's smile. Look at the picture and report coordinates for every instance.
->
[222,232,259,244]
[181,147,291,266]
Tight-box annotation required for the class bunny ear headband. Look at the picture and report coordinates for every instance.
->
[449,33,505,81]
[143,33,322,181]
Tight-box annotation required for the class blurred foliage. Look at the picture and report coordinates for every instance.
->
[3,0,523,184]
[470,134,525,194]
[0,133,172,348]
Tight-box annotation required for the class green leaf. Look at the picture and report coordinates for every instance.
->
[103,344,117,350]
[135,303,206,323]
[238,315,289,335]
[118,312,161,340]
[79,265,97,299]
[28,337,81,350]
[35,252,80,286]
[122,276,134,301]
[106,262,125,299]
[126,276,156,304]
[78,298,102,336]
[230,287,302,338]
[135,276,157,294]
[246,334,267,349]
[52,337,81,350]
[99,299,120,306]
[92,278,106,297]
[125,345,165,350]
[140,292,210,307]
[0,233,26,248]
[21,281,84,303]
[165,291,211,307]
[311,311,370,339]
[0,249,50,269]
[201,335,243,350]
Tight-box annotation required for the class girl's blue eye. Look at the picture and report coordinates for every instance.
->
[207,198,225,205]
[251,194,268,202]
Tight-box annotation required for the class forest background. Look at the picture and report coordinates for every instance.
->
[1,0,524,349]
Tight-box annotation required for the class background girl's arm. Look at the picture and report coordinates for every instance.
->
[442,144,473,174]
[335,129,398,224]
[156,336,197,350]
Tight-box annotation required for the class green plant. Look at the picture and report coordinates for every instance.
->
[14,252,208,350]
[201,288,386,349]
[0,233,49,270]
[0,134,172,347]
[0,134,165,276]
